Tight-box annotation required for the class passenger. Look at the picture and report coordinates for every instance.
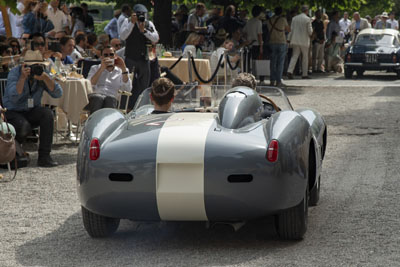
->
[150,78,175,114]
[231,72,257,90]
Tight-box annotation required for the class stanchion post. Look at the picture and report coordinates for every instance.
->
[188,51,193,83]
[224,50,228,85]
[240,48,244,73]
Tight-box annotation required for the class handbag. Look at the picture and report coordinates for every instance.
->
[0,108,17,182]
[0,114,16,164]
[253,53,270,77]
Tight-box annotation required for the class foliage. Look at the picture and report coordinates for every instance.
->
[94,20,109,35]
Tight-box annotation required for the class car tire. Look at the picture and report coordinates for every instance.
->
[81,206,120,238]
[276,186,308,240]
[356,70,364,77]
[396,70,400,79]
[344,68,353,79]
[309,175,320,206]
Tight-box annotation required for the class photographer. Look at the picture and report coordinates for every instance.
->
[2,50,62,167]
[22,0,54,36]
[87,45,132,114]
[120,4,159,106]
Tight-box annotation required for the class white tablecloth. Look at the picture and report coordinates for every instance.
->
[42,78,92,124]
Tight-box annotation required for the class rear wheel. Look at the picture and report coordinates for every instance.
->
[309,175,320,206]
[276,185,308,240]
[344,68,353,79]
[81,206,120,238]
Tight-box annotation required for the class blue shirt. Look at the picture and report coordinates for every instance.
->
[104,17,119,39]
[22,12,54,35]
[50,55,74,65]
[3,66,63,112]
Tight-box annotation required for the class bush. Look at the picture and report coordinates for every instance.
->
[94,20,110,36]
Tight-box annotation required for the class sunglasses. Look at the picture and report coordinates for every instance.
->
[103,53,115,57]
[33,42,45,47]
[114,43,121,47]
[11,44,19,48]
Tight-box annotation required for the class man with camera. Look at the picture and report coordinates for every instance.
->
[87,45,132,114]
[2,50,63,167]
[120,4,159,106]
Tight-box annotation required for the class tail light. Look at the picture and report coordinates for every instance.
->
[346,54,351,62]
[393,54,397,63]
[89,138,100,161]
[267,140,279,162]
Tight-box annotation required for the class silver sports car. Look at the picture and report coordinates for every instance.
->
[77,85,327,240]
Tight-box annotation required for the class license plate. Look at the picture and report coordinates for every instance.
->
[365,54,378,64]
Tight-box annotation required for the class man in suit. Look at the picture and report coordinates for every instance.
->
[375,12,391,29]
[349,12,370,42]
[287,5,313,79]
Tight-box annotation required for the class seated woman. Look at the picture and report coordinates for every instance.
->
[150,78,175,114]
[210,39,240,83]
[182,33,201,58]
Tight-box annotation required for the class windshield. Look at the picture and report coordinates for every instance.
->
[132,84,293,115]
[355,34,395,46]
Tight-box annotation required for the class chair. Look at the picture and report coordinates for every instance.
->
[0,78,7,105]
[117,90,132,114]
[77,59,101,78]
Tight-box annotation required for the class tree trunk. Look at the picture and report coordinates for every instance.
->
[0,6,12,37]
[153,0,172,47]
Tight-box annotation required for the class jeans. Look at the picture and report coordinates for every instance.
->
[5,106,54,156]
[269,43,287,83]
[88,94,118,114]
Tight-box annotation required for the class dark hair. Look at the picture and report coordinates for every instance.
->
[225,5,235,17]
[59,36,74,46]
[0,43,10,56]
[99,45,113,55]
[196,3,205,10]
[80,3,88,9]
[87,32,98,46]
[151,78,175,106]
[75,34,86,45]
[232,73,257,89]
[121,4,131,14]
[30,32,45,40]
[274,7,283,16]
[251,5,263,17]
[0,35,7,43]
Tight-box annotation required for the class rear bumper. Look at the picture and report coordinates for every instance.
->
[78,165,307,222]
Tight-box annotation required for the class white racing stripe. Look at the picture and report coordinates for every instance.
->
[156,113,216,221]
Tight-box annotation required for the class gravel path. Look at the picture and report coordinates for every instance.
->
[1,83,400,266]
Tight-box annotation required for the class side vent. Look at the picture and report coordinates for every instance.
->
[228,174,253,183]
[109,173,134,182]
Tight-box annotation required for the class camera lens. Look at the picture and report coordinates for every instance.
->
[31,64,44,77]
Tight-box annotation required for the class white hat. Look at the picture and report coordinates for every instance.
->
[382,12,389,18]
[23,50,49,66]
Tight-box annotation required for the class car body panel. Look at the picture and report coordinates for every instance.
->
[77,86,326,222]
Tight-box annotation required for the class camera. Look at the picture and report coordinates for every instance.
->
[48,40,61,53]
[30,64,45,77]
[137,12,146,22]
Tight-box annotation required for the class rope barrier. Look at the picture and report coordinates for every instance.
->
[189,54,224,84]
[226,55,240,70]
[169,56,183,70]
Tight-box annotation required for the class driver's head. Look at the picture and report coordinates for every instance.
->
[150,78,175,108]
[232,73,257,90]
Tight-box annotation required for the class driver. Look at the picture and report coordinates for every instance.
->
[150,78,175,114]
[231,72,279,118]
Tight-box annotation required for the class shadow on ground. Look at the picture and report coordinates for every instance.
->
[15,212,300,266]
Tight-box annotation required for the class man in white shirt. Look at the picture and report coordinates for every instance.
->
[87,46,132,114]
[389,12,399,30]
[48,0,68,36]
[120,4,159,106]
[287,5,313,79]
[339,12,351,36]
[243,6,264,60]
[117,4,132,38]
[70,33,87,62]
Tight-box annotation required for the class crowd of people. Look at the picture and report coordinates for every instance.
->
[0,1,399,168]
